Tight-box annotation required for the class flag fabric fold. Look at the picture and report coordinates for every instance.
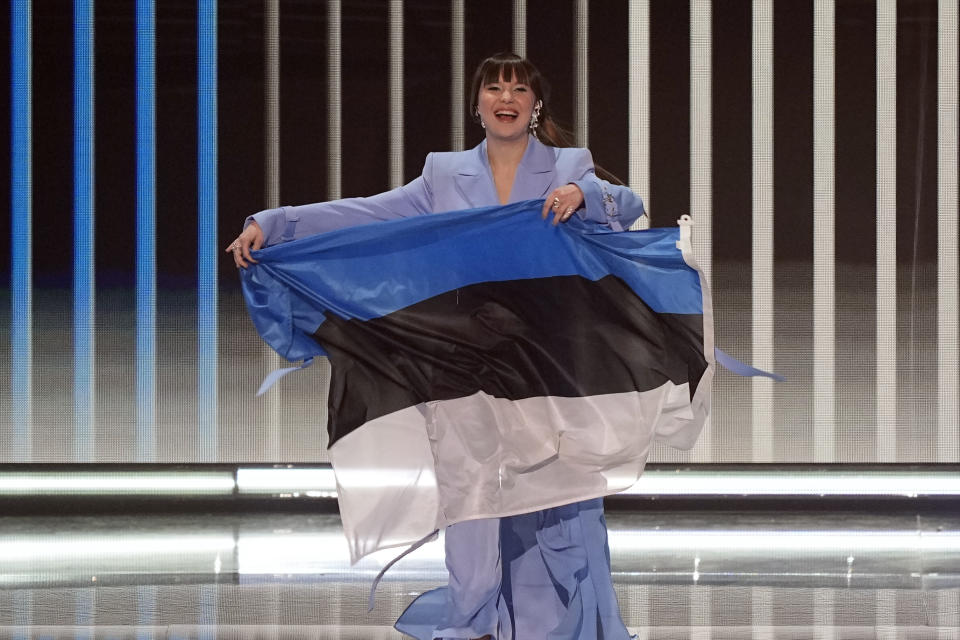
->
[239,199,714,563]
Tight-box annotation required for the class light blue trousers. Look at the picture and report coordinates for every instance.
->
[395,499,632,640]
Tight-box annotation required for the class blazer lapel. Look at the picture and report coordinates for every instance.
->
[509,136,556,203]
[453,141,499,208]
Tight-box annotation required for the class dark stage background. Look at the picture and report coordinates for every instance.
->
[0,0,955,465]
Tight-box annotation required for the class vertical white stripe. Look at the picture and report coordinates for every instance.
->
[263,0,281,457]
[813,588,836,640]
[814,0,839,609]
[389,0,404,189]
[13,590,32,629]
[690,0,712,462]
[628,0,650,230]
[264,0,279,209]
[513,0,526,58]
[751,586,773,639]
[876,591,897,631]
[690,584,711,640]
[938,0,959,463]
[451,0,465,151]
[635,585,650,640]
[752,0,774,462]
[876,0,897,462]
[328,0,341,200]
[574,0,589,147]
[813,0,835,462]
[938,591,960,640]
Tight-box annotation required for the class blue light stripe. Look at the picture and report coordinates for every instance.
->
[136,0,156,462]
[75,588,95,634]
[198,584,217,638]
[197,0,218,461]
[136,585,156,640]
[11,0,33,459]
[74,0,95,461]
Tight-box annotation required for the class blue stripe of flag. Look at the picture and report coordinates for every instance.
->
[241,201,703,363]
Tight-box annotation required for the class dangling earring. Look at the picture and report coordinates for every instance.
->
[476,106,485,129]
[529,100,543,134]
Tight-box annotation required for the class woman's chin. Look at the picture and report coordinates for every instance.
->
[486,127,530,142]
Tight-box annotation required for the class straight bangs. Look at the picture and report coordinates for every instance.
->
[479,59,533,87]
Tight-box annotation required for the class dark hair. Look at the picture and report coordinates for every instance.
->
[468,52,623,184]
[468,52,574,148]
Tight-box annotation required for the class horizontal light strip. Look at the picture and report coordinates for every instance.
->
[4,468,959,498]
[236,468,336,497]
[623,470,960,496]
[237,528,960,575]
[610,529,960,553]
[0,534,236,560]
[1,528,956,582]
[0,472,235,495]
[237,532,438,574]
[0,627,946,638]
[236,467,960,497]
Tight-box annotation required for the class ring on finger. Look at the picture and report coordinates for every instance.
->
[564,207,575,216]
[552,197,561,209]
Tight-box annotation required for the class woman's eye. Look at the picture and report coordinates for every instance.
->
[486,85,500,91]
[515,86,528,92]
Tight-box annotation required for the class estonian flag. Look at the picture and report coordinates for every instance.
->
[240,199,714,563]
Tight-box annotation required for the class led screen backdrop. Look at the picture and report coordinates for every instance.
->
[0,0,957,464]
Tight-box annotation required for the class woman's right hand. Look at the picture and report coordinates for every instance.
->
[225,220,263,268]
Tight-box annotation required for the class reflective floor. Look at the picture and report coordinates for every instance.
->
[0,507,957,639]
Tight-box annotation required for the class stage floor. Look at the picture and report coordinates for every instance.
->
[0,507,957,639]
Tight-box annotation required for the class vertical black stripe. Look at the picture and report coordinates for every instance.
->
[649,0,691,226]
[895,0,938,459]
[278,2,330,206]
[835,0,878,461]
[773,0,815,461]
[404,2,451,176]
[713,0,753,263]
[527,0,576,134]
[588,0,629,182]
[341,1,389,197]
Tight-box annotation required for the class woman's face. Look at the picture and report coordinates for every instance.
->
[476,72,537,142]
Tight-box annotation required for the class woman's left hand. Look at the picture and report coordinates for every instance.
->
[541,184,585,225]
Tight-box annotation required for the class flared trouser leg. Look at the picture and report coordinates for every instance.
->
[396,500,630,640]
[533,499,632,640]
[396,517,510,639]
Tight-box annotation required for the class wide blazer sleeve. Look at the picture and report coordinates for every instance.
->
[247,161,436,247]
[555,147,646,232]
[248,137,645,246]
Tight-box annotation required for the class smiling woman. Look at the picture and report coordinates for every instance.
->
[228,53,648,640]
[469,52,571,152]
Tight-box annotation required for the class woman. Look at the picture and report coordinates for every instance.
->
[229,53,645,639]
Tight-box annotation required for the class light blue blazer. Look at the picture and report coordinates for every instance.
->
[248,136,645,246]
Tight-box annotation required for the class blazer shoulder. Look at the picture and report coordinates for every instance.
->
[554,146,592,163]
[552,145,595,179]
[427,148,484,176]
